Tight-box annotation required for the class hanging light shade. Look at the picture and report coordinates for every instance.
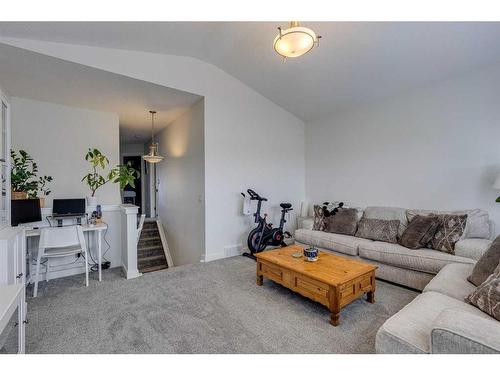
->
[143,110,164,164]
[273,21,321,58]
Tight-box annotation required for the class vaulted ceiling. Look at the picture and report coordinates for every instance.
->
[1,22,500,122]
[0,43,201,142]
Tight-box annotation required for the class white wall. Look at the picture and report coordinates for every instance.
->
[305,64,500,236]
[120,142,145,156]
[11,97,121,206]
[0,38,306,261]
[155,99,204,266]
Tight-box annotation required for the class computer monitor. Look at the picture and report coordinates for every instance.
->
[11,199,42,226]
[52,198,86,217]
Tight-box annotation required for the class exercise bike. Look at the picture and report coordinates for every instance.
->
[241,189,292,260]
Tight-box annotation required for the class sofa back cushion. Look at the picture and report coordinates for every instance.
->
[468,235,500,286]
[399,215,440,249]
[325,208,359,235]
[407,208,490,240]
[355,218,400,243]
[363,206,408,238]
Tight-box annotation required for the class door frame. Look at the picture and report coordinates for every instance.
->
[121,152,145,215]
[0,88,10,230]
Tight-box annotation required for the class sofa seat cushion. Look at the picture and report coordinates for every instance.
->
[293,229,372,256]
[423,263,476,300]
[359,241,475,274]
[376,291,492,354]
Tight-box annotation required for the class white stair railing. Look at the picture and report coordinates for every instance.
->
[155,219,174,268]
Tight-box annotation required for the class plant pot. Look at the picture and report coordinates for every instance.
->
[86,196,98,207]
[39,197,45,208]
[12,191,28,200]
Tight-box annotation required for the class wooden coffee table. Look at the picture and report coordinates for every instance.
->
[255,245,377,326]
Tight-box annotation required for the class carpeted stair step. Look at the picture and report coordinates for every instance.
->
[138,254,167,273]
[139,263,168,273]
[138,237,162,248]
[138,246,164,258]
[138,220,168,273]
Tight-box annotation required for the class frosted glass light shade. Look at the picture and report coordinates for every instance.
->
[274,25,317,58]
[143,143,164,164]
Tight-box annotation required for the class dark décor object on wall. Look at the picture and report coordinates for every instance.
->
[468,235,500,286]
[428,214,467,254]
[321,201,344,217]
[466,263,500,321]
[399,215,440,249]
[11,149,53,204]
[312,204,327,231]
[325,208,359,236]
[355,218,400,243]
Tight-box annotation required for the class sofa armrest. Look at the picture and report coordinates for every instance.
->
[297,216,314,230]
[454,238,492,261]
[431,309,500,354]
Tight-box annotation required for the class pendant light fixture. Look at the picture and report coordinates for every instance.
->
[143,110,164,164]
[273,21,321,59]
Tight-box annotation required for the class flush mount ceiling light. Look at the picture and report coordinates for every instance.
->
[273,21,321,59]
[143,110,164,164]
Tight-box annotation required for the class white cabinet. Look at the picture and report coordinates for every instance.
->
[0,226,26,286]
[0,226,26,353]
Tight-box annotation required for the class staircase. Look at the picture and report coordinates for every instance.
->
[137,221,168,273]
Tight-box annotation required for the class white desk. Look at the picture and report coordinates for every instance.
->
[25,223,108,282]
[0,283,25,354]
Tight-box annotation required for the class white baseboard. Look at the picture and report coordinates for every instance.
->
[121,263,142,279]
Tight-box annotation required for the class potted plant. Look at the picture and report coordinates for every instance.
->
[81,148,112,206]
[37,175,53,208]
[82,148,140,206]
[110,162,140,190]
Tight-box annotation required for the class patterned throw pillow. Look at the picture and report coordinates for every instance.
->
[399,215,440,249]
[428,214,467,254]
[465,263,500,321]
[468,235,500,286]
[312,205,326,231]
[325,208,359,236]
[355,218,400,243]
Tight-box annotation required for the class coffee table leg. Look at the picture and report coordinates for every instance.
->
[367,291,375,303]
[256,275,263,286]
[256,260,263,285]
[367,272,376,303]
[330,311,340,326]
[329,286,341,326]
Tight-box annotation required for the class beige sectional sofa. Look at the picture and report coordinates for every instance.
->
[295,206,492,291]
[295,206,499,354]
[376,263,500,353]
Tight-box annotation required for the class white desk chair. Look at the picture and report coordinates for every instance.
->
[33,226,89,298]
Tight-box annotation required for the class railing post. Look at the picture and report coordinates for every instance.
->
[120,204,141,279]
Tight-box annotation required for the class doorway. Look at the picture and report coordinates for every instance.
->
[122,155,143,214]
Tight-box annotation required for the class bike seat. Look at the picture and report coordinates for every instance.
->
[280,203,292,209]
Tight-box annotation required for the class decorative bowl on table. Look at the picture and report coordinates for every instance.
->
[303,246,319,262]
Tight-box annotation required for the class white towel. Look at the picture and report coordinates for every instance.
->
[242,196,252,215]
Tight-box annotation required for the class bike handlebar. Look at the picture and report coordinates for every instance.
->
[247,189,267,201]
